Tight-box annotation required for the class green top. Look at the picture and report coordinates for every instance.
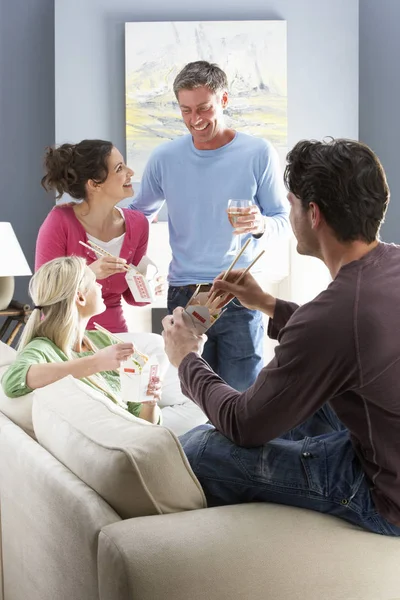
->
[1,330,142,418]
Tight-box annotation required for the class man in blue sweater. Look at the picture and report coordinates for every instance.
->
[129,61,289,390]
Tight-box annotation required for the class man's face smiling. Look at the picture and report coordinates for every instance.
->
[177,85,228,150]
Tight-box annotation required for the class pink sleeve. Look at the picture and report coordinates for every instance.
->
[35,209,68,271]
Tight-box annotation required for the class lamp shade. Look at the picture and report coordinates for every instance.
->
[0,223,32,277]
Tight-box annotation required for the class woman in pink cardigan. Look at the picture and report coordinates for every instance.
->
[36,139,151,333]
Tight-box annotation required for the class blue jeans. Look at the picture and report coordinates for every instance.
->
[168,285,264,391]
[180,404,400,536]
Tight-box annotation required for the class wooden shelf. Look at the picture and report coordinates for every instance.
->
[0,300,31,346]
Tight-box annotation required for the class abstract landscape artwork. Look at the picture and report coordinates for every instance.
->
[125,20,287,181]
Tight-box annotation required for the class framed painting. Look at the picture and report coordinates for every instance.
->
[125,20,287,185]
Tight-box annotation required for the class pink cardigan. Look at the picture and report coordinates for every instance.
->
[35,206,149,333]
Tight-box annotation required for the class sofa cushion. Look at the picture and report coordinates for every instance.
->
[32,376,206,519]
[0,365,36,438]
[98,503,400,600]
[0,342,36,438]
[0,341,16,367]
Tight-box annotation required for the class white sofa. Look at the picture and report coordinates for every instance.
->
[0,341,400,600]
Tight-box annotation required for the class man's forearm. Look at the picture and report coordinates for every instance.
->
[257,293,277,319]
[267,298,299,340]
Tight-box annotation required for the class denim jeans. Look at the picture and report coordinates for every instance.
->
[168,285,264,391]
[180,403,400,536]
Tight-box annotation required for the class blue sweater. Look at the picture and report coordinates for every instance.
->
[130,132,290,285]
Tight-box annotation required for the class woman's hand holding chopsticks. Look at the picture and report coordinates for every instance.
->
[78,240,130,279]
[89,256,129,279]
[92,342,135,371]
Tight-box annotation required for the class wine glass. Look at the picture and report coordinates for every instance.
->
[227,199,254,254]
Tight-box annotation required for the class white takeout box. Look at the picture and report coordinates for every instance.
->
[125,256,158,303]
[120,360,159,404]
[183,304,223,335]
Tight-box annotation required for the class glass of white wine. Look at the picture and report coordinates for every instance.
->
[227,199,254,253]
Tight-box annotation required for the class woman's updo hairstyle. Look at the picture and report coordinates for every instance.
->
[41,139,113,200]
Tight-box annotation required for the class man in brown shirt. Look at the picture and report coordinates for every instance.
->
[162,138,400,536]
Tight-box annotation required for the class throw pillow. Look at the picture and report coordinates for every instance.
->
[32,376,206,519]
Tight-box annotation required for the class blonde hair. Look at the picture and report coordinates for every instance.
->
[19,256,124,406]
[19,256,92,355]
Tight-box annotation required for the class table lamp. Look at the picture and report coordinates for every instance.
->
[0,223,32,310]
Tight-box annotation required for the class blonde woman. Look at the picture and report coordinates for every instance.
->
[1,256,161,424]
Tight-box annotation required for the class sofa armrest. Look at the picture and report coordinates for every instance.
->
[0,416,121,600]
[98,503,400,600]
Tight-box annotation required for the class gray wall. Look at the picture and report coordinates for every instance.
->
[359,0,400,243]
[0,0,55,303]
[1,0,399,332]
[3,0,380,309]
[55,0,359,151]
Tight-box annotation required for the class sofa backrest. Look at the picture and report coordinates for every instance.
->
[32,376,206,519]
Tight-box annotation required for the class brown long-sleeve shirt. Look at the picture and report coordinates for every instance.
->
[179,242,400,526]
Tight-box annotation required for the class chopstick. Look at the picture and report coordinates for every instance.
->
[93,321,128,344]
[205,238,251,308]
[79,240,132,272]
[185,283,203,309]
[93,322,149,362]
[93,322,147,381]
[207,250,266,311]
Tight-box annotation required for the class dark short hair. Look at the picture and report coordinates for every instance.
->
[41,139,113,200]
[284,138,390,243]
[173,61,228,98]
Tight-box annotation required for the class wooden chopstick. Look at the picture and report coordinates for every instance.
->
[93,322,149,362]
[207,250,266,311]
[230,249,265,285]
[92,322,147,380]
[79,240,132,271]
[185,283,203,309]
[79,239,110,259]
[93,321,127,344]
[223,237,251,279]
[205,238,251,307]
